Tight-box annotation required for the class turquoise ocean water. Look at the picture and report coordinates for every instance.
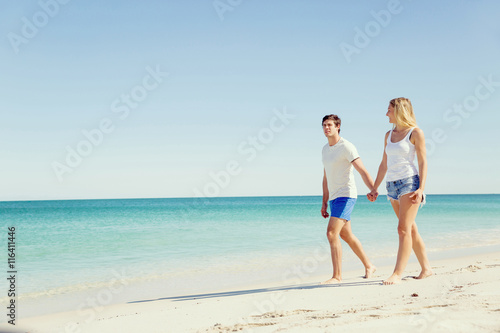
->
[1,194,500,316]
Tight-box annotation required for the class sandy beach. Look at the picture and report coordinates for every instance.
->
[6,250,499,333]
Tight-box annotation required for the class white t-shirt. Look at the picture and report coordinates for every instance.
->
[322,137,359,201]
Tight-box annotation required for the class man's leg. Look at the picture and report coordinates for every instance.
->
[339,222,376,278]
[321,216,346,284]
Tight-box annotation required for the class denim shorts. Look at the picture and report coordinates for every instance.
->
[386,174,423,202]
[329,197,357,221]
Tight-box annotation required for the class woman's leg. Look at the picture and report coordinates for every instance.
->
[384,193,420,285]
[410,222,433,279]
[389,196,433,280]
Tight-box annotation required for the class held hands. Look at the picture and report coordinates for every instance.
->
[321,202,329,219]
[367,189,378,202]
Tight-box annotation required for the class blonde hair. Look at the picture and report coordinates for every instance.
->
[390,97,417,129]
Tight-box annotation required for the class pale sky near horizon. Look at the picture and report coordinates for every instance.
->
[1,0,500,201]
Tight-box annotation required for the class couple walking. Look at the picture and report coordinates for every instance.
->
[320,97,433,285]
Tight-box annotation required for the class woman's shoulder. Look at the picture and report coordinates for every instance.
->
[409,127,425,143]
[411,127,424,136]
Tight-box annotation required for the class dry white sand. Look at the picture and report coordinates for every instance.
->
[5,251,500,333]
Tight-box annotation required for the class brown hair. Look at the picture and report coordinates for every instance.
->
[322,114,341,133]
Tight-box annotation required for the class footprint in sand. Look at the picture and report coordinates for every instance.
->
[465,264,482,272]
[252,311,284,319]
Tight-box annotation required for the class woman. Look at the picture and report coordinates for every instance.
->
[372,97,433,285]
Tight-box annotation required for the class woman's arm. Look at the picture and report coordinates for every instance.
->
[410,128,427,204]
[373,131,390,191]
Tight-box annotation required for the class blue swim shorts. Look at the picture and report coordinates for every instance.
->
[386,174,425,204]
[329,197,357,221]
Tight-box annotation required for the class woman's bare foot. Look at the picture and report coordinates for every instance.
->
[320,277,342,285]
[383,273,402,285]
[364,266,377,279]
[415,269,433,280]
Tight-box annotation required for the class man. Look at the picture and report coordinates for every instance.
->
[321,114,377,284]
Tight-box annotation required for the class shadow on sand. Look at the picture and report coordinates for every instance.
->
[128,279,384,304]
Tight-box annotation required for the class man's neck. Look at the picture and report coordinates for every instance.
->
[327,135,341,146]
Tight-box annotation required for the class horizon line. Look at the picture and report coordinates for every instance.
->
[1,193,499,203]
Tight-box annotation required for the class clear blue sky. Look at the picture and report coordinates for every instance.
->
[1,0,499,201]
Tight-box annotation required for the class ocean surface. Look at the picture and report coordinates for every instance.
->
[1,194,500,315]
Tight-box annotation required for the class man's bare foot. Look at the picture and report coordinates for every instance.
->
[415,269,433,280]
[364,266,377,279]
[320,277,342,285]
[383,273,401,285]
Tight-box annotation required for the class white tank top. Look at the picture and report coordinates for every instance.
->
[385,128,418,181]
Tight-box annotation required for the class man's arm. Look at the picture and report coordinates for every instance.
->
[352,157,378,200]
[321,169,329,218]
